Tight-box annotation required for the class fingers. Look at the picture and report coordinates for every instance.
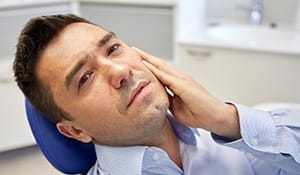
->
[142,58,187,98]
[133,47,166,68]
[133,47,183,78]
[141,59,174,87]
[133,47,190,97]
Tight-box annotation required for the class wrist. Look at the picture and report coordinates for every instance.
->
[210,103,241,140]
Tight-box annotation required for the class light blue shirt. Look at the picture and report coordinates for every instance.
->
[88,104,300,175]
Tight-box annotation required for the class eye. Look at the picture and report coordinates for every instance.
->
[107,43,121,56]
[78,71,93,88]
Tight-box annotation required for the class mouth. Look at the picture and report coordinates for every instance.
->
[127,80,150,108]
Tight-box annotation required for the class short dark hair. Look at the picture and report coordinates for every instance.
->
[13,14,93,123]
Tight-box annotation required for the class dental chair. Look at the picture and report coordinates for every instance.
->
[25,99,97,174]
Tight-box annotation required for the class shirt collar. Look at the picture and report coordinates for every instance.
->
[95,144,147,175]
[167,112,198,145]
[94,112,198,174]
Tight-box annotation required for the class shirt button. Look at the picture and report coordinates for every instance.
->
[250,138,259,146]
[152,153,160,161]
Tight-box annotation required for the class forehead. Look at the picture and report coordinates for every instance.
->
[36,22,109,86]
[51,22,108,55]
[41,22,109,64]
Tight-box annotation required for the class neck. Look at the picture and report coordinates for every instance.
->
[148,119,182,169]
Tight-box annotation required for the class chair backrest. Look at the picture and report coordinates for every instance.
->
[25,99,97,174]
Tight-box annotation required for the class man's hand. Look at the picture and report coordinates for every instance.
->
[134,47,241,140]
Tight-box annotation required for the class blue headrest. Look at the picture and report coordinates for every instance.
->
[25,99,97,174]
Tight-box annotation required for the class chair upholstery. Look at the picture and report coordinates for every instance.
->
[25,99,97,174]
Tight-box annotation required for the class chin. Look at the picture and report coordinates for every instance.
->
[147,97,169,123]
[155,99,169,114]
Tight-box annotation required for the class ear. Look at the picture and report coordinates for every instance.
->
[56,120,92,143]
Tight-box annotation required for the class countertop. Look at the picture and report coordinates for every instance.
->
[177,25,300,56]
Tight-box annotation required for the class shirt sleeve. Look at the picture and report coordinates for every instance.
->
[212,103,300,174]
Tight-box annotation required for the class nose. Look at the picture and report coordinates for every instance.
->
[106,61,132,89]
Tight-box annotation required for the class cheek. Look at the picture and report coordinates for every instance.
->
[67,85,116,121]
[76,97,119,133]
[124,49,144,69]
[84,87,115,114]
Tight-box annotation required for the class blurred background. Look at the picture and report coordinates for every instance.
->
[0,0,299,174]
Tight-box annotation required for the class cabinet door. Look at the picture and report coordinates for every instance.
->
[178,44,300,105]
[80,2,174,60]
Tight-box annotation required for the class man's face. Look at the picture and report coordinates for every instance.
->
[36,22,169,146]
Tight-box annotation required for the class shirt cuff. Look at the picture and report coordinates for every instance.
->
[212,103,277,154]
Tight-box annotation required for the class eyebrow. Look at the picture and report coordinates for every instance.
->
[97,32,115,47]
[65,32,116,89]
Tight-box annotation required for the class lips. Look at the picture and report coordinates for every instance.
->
[127,80,150,108]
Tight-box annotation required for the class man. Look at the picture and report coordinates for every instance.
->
[13,14,300,175]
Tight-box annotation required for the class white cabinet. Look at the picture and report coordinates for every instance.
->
[177,44,300,106]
